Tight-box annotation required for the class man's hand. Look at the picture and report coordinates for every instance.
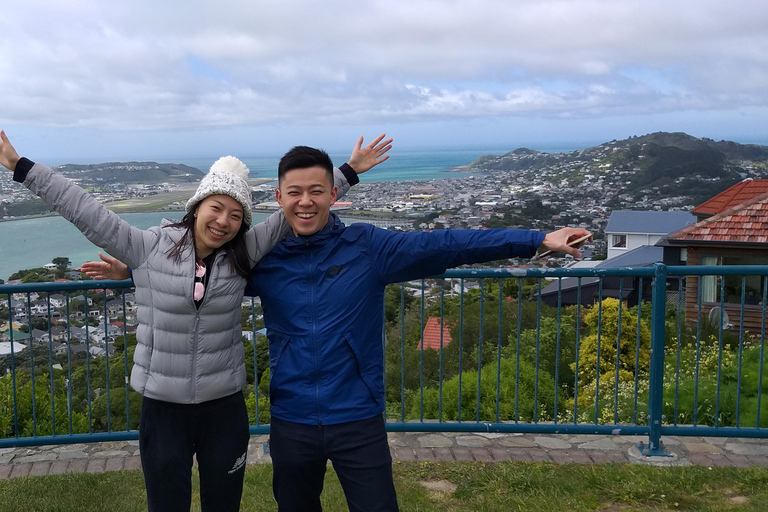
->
[80,252,132,280]
[347,134,393,174]
[0,131,21,171]
[539,228,593,259]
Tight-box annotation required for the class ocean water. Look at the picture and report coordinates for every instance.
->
[0,212,275,282]
[0,145,580,281]
[177,147,560,182]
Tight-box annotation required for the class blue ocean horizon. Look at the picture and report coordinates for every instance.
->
[176,145,581,182]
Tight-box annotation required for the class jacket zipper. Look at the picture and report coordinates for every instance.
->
[307,238,323,426]
[190,251,219,402]
[191,313,200,401]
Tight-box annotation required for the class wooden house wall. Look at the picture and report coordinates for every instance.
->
[683,246,768,333]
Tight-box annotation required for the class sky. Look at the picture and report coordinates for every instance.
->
[1,0,767,163]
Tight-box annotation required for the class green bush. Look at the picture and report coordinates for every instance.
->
[245,391,271,425]
[1,373,89,438]
[575,298,651,386]
[408,357,556,423]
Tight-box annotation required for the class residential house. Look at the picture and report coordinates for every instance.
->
[605,210,696,260]
[89,343,115,358]
[66,270,84,280]
[67,326,88,343]
[538,246,664,308]
[67,343,89,357]
[663,183,768,333]
[242,328,267,345]
[1,329,32,344]
[68,294,94,307]
[420,317,453,351]
[0,341,27,356]
[31,328,49,343]
[48,294,66,309]
[539,210,696,308]
[106,299,124,318]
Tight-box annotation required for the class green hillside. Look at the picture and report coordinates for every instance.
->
[469,132,768,205]
[57,161,204,184]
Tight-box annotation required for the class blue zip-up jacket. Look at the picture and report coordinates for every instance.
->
[248,213,545,425]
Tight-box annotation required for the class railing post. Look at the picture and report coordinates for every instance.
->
[639,263,672,456]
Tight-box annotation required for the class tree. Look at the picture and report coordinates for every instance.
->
[21,270,51,283]
[508,313,579,395]
[31,317,51,331]
[384,284,416,325]
[92,388,142,431]
[52,257,71,270]
[243,337,269,385]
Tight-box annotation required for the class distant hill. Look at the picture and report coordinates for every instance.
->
[2,161,205,218]
[56,161,204,184]
[468,132,768,205]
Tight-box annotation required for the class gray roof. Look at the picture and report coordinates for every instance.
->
[538,246,663,297]
[595,246,663,268]
[605,210,696,235]
[539,276,600,295]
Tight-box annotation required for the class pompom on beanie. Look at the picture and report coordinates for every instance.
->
[186,156,252,225]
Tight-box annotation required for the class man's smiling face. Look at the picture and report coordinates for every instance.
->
[276,165,338,237]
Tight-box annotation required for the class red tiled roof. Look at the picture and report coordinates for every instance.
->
[420,316,453,351]
[668,192,768,244]
[692,179,768,217]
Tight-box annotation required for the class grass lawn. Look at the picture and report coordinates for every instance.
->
[1,461,767,511]
[104,186,197,213]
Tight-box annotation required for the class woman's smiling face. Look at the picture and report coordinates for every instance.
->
[193,194,244,258]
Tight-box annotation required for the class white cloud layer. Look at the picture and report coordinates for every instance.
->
[1,0,767,158]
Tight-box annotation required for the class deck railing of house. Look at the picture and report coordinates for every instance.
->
[1,264,767,456]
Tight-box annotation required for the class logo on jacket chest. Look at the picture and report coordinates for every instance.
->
[325,265,343,278]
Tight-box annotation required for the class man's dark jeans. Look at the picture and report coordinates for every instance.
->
[270,415,399,512]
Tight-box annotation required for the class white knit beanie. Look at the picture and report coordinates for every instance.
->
[186,156,252,225]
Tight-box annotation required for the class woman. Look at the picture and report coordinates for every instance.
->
[0,130,391,512]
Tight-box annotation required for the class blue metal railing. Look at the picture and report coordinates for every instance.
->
[2,265,767,454]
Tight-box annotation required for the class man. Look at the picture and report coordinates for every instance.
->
[247,146,590,511]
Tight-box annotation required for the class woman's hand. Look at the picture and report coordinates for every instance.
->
[80,252,132,280]
[0,130,21,171]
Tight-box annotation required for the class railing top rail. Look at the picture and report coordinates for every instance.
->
[437,267,657,278]
[0,279,134,294]
[665,265,768,277]
[436,265,768,279]
[3,265,768,293]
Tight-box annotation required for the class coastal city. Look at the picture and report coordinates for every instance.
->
[2,136,766,264]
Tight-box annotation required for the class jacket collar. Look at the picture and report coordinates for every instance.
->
[283,212,345,246]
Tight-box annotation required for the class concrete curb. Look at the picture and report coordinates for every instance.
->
[2,432,768,479]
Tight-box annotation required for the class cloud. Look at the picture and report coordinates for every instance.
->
[1,0,767,141]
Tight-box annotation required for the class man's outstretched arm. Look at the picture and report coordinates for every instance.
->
[369,226,592,285]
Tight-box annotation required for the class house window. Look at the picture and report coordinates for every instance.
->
[612,234,626,248]
[701,255,768,304]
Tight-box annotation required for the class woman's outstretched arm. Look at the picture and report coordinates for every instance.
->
[0,130,157,269]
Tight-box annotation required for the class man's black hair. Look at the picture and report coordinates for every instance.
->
[278,146,333,185]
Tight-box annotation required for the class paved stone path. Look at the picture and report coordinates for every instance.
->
[2,432,768,479]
